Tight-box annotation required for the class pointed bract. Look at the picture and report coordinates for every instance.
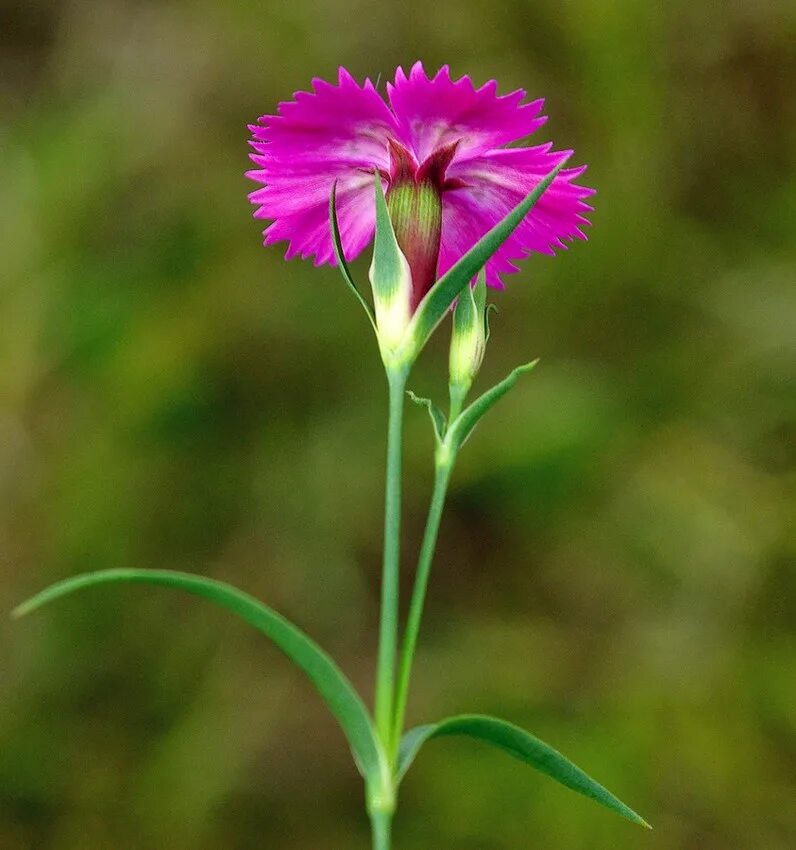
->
[369,175,413,356]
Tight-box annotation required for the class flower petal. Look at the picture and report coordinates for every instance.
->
[440,146,595,288]
[258,177,377,266]
[247,67,397,264]
[387,62,547,162]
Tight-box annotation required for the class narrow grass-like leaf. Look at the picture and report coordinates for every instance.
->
[397,714,650,828]
[407,390,446,442]
[446,360,539,451]
[13,569,387,785]
[403,161,566,359]
[329,182,377,331]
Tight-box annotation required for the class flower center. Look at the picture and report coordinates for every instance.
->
[385,139,458,308]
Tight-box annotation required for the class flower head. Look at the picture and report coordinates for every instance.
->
[248,63,594,306]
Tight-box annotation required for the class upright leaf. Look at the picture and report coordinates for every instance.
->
[369,174,412,353]
[14,569,387,786]
[398,714,650,828]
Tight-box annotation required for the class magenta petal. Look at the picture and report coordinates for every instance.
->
[440,145,595,288]
[248,67,397,265]
[248,63,595,288]
[387,62,547,163]
[260,178,376,266]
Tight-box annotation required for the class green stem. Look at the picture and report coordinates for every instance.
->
[392,453,453,745]
[448,381,468,424]
[370,810,392,850]
[374,366,408,756]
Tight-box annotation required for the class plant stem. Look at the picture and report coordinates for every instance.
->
[448,381,468,424]
[374,366,408,756]
[370,810,392,850]
[392,454,453,744]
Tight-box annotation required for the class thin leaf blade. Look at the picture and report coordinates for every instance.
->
[329,182,377,330]
[407,390,446,443]
[14,569,386,784]
[398,714,650,828]
[447,360,539,451]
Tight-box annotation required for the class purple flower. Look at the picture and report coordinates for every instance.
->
[248,62,594,307]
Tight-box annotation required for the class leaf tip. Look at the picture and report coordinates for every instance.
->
[515,358,540,377]
[619,804,652,830]
[11,599,35,619]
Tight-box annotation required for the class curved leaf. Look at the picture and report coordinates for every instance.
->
[398,714,650,828]
[14,569,387,786]
[329,182,377,330]
[407,390,446,443]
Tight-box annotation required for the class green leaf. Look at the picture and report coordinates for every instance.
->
[397,714,650,828]
[13,569,387,786]
[407,390,446,442]
[403,160,566,360]
[447,360,539,452]
[329,182,377,331]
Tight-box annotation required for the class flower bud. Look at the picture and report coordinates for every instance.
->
[448,273,488,405]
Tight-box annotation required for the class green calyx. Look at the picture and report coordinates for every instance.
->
[386,180,443,310]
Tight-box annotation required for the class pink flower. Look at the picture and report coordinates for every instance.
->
[248,62,594,307]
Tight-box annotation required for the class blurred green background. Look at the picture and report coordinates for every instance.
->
[2,0,795,848]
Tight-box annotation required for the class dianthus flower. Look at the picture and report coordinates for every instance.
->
[15,63,650,850]
[248,63,593,308]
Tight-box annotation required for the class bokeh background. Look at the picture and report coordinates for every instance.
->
[2,0,795,848]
